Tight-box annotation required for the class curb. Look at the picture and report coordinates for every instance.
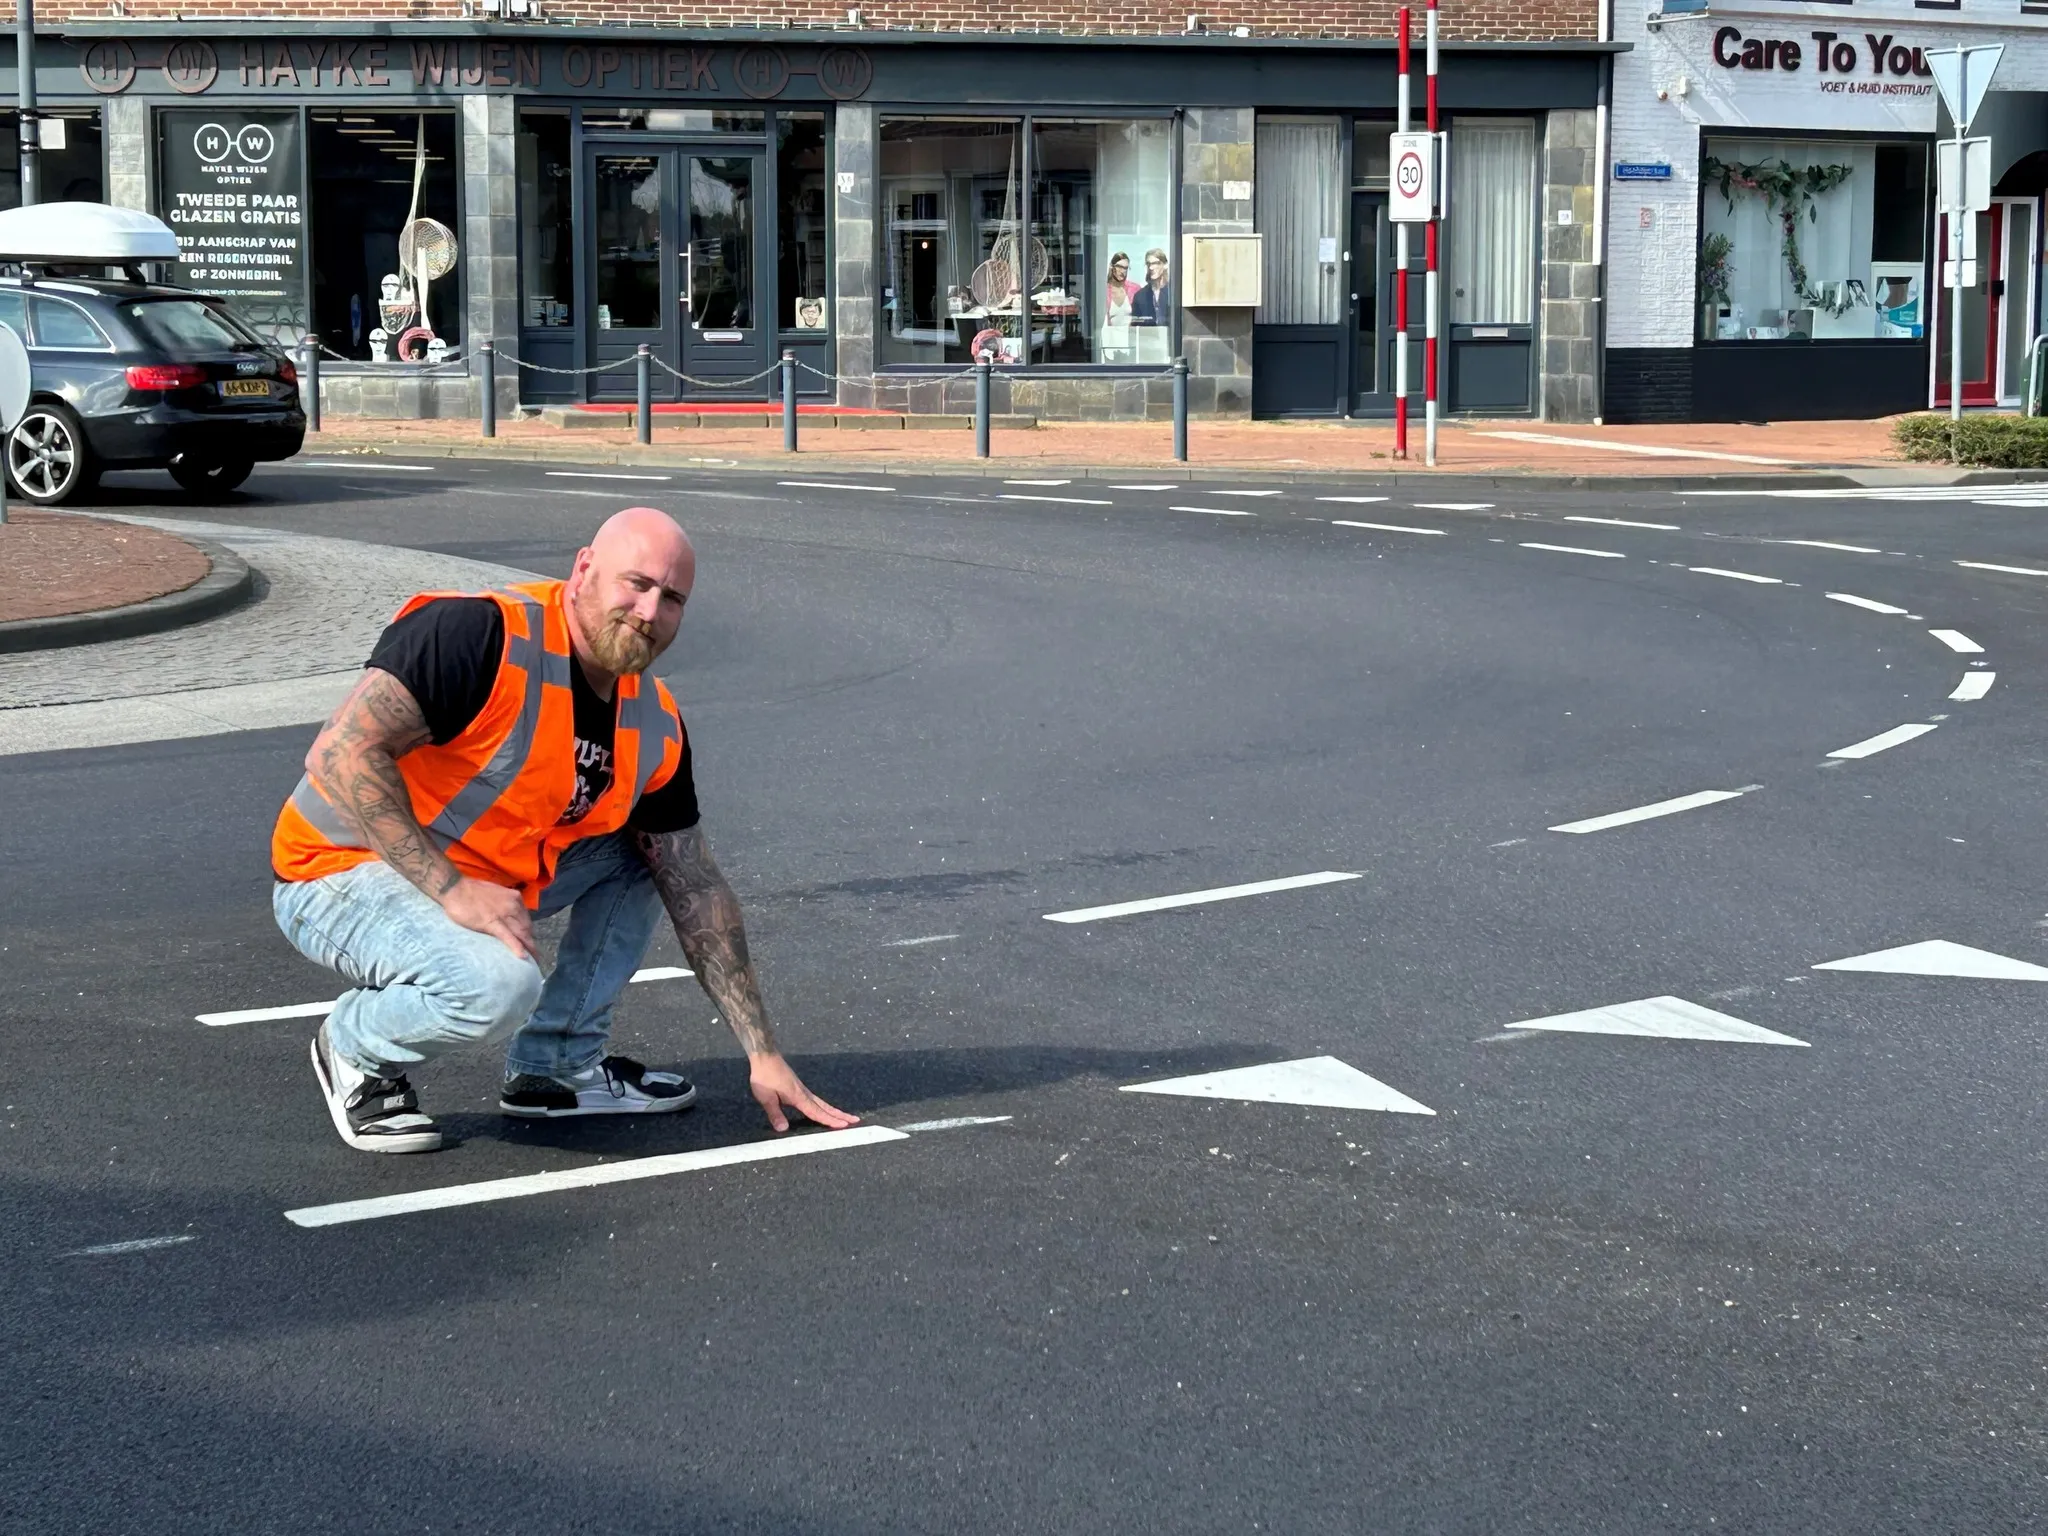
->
[0,534,256,654]
[293,437,2042,492]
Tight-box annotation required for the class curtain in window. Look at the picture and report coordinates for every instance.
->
[1447,119,1535,325]
[1255,117,1343,325]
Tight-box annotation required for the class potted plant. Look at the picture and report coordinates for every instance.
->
[1699,232,1734,339]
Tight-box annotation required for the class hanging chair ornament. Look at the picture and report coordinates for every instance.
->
[393,114,458,351]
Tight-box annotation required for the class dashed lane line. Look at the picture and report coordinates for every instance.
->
[778,480,895,492]
[284,1124,912,1228]
[1001,493,1116,506]
[1771,539,1882,554]
[63,1235,199,1257]
[1566,516,1679,530]
[1826,592,1910,615]
[1417,502,1495,511]
[886,933,959,947]
[1171,505,1256,517]
[1951,672,1996,701]
[1929,629,1985,654]
[1316,495,1391,505]
[293,461,437,472]
[1043,870,1360,924]
[1004,478,1070,485]
[1521,542,1625,559]
[896,1116,1013,1132]
[1828,723,1938,759]
[545,471,673,482]
[1333,520,1447,536]
[1549,787,1756,835]
[1208,489,1285,497]
[1109,483,1178,490]
[196,966,693,1027]
[1689,567,1782,584]
[1957,560,2048,576]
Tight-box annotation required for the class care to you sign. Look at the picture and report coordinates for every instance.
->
[156,109,306,339]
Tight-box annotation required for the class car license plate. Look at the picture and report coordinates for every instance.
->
[221,379,269,398]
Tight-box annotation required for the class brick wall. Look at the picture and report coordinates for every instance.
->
[19,1,1595,41]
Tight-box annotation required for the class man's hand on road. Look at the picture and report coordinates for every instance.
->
[439,876,536,959]
[749,1053,860,1133]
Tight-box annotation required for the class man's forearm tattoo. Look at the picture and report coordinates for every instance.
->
[307,670,462,899]
[635,824,778,1057]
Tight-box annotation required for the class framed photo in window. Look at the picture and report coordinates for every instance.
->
[792,295,829,330]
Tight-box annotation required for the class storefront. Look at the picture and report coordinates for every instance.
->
[1606,0,2048,422]
[7,24,1615,421]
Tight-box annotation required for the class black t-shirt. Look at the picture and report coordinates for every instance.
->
[365,597,700,835]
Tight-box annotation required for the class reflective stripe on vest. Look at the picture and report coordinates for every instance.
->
[428,593,573,844]
[625,680,681,805]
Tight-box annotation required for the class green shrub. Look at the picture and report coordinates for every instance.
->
[1893,412,2048,468]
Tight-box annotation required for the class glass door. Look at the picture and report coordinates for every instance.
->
[1934,206,2001,408]
[1350,190,1422,415]
[588,148,679,402]
[678,149,770,393]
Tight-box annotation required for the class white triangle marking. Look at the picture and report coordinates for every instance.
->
[1120,1056,1435,1115]
[1812,939,2048,980]
[1503,995,1808,1046]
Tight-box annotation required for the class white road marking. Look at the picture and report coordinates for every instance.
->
[285,1124,910,1228]
[1957,560,2048,576]
[293,461,436,472]
[1171,505,1256,517]
[895,1116,1012,1132]
[1826,593,1909,615]
[1521,542,1625,559]
[1208,489,1284,497]
[1004,478,1070,485]
[545,488,637,498]
[1110,483,1178,490]
[1417,501,1494,511]
[1316,494,1391,504]
[545,471,673,482]
[778,480,894,491]
[1929,628,1984,653]
[1773,539,1882,553]
[1043,870,1360,924]
[1001,493,1115,506]
[1503,995,1807,1046]
[1828,723,1937,759]
[197,965,692,1027]
[1549,787,1752,834]
[64,1234,199,1257]
[886,933,959,947]
[1332,520,1447,535]
[1814,938,2048,980]
[1121,1056,1434,1115]
[1481,429,1797,465]
[1690,567,1781,584]
[902,494,984,503]
[1566,516,1679,530]
[1685,484,2048,501]
[1951,671,1996,701]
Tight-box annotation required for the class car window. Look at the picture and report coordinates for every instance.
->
[121,299,261,354]
[29,296,110,350]
[0,291,25,345]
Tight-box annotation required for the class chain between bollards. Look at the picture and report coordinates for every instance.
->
[300,334,320,434]
[478,339,496,439]
[974,351,992,459]
[1172,356,1188,463]
[781,350,797,453]
[636,343,652,445]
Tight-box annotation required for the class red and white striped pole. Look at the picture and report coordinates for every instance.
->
[1394,7,1411,459]
[1424,0,1440,466]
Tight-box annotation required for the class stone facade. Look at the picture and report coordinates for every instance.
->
[1540,107,1598,423]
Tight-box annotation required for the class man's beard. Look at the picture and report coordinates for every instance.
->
[584,606,659,674]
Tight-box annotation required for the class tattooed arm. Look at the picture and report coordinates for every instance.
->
[303,668,535,957]
[636,823,858,1131]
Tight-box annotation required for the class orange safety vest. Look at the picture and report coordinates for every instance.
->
[271,579,686,907]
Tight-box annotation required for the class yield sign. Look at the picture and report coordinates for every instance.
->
[1926,45,2003,134]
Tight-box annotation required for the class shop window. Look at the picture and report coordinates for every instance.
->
[1698,137,1926,342]
[778,112,828,333]
[593,153,663,332]
[1445,118,1535,326]
[1256,117,1345,327]
[583,108,765,135]
[518,109,572,329]
[0,110,103,207]
[1030,119,1175,363]
[879,119,1020,365]
[307,111,460,361]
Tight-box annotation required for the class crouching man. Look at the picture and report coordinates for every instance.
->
[269,506,855,1153]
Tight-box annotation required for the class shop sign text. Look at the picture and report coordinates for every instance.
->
[1712,26,1939,95]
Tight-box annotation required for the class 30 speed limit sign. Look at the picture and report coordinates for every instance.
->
[1388,131,1439,223]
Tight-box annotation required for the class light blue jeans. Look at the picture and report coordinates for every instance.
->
[272,831,664,1081]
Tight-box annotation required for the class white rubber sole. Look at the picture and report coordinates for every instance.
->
[498,1083,698,1120]
[310,1031,443,1154]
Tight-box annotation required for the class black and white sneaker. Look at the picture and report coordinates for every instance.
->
[499,1055,698,1119]
[310,1025,443,1154]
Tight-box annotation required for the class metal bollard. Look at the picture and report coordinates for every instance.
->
[301,334,320,433]
[636,344,652,445]
[781,350,797,453]
[479,339,496,439]
[1172,356,1189,463]
[974,351,992,459]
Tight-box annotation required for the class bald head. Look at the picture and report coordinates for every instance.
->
[564,507,696,684]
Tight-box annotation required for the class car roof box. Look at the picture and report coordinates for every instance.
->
[0,201,179,262]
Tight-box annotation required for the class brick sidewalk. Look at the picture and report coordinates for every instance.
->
[308,412,1911,475]
[0,509,210,623]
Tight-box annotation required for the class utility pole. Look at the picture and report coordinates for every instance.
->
[1424,0,1440,467]
[16,0,37,207]
[1394,7,1410,459]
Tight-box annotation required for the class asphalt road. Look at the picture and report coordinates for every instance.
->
[7,455,2048,1533]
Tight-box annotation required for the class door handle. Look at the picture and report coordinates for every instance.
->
[679,247,693,316]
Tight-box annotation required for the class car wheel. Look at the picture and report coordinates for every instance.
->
[6,403,97,506]
[170,455,254,497]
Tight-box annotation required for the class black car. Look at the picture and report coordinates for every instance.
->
[0,274,305,504]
